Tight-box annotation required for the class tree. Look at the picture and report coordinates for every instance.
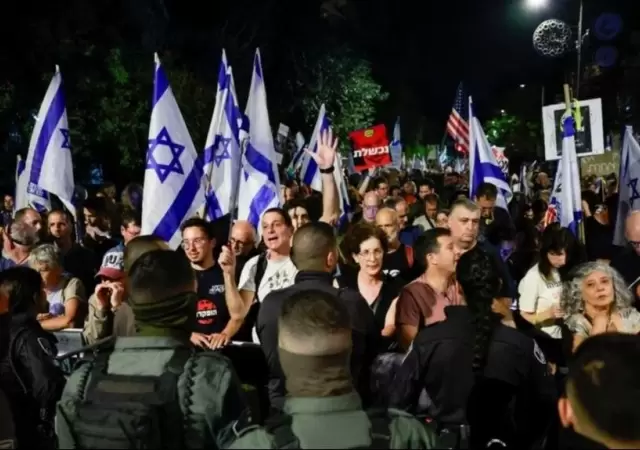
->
[484,113,541,162]
[291,46,388,152]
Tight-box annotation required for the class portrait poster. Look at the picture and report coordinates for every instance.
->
[542,98,605,161]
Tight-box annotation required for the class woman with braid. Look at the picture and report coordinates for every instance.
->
[390,248,556,449]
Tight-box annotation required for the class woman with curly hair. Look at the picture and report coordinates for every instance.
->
[561,261,640,352]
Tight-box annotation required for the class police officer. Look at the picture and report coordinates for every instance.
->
[229,288,438,449]
[0,267,66,450]
[389,248,556,449]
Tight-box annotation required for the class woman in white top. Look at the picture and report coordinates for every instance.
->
[518,226,574,368]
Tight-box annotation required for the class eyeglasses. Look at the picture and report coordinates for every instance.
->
[230,237,253,248]
[359,249,383,259]
[181,237,208,248]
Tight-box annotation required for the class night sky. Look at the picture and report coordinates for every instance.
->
[3,0,639,143]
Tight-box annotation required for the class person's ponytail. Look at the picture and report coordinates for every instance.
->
[456,249,502,378]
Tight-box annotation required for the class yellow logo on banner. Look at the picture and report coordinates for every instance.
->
[364,129,374,138]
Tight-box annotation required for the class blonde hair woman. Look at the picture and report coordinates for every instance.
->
[561,261,640,352]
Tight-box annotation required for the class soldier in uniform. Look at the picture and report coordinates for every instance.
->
[228,288,438,449]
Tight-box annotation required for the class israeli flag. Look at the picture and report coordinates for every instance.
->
[142,54,205,249]
[23,66,75,216]
[390,117,402,170]
[203,66,243,221]
[202,49,229,191]
[614,126,640,245]
[555,116,583,235]
[300,104,330,192]
[287,132,306,173]
[239,49,281,230]
[334,150,352,227]
[15,155,50,214]
[468,97,512,210]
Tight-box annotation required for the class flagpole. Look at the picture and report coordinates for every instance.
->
[564,83,586,245]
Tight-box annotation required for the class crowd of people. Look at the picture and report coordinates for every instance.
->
[0,160,639,449]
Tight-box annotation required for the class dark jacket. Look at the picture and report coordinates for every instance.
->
[257,271,379,410]
[0,313,65,449]
[389,306,556,448]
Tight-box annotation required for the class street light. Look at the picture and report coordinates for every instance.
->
[520,84,526,88]
[500,109,506,115]
[525,0,548,10]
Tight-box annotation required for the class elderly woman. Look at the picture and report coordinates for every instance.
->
[28,244,86,331]
[561,261,640,352]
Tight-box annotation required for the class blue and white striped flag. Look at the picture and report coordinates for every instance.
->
[334,150,352,227]
[203,66,242,221]
[468,97,512,210]
[15,155,50,214]
[202,49,229,193]
[238,49,281,230]
[556,116,583,235]
[614,126,640,245]
[142,54,205,249]
[390,117,402,170]
[287,132,306,172]
[23,66,75,216]
[300,104,330,192]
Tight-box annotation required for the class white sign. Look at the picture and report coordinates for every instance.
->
[542,98,605,161]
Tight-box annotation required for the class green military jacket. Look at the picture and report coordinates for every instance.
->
[57,336,249,449]
[227,392,438,449]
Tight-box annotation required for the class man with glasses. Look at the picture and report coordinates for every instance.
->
[180,217,238,350]
[229,220,258,282]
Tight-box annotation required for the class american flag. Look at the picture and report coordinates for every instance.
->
[446,83,469,154]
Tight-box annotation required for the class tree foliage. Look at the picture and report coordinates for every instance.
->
[292,46,388,153]
[484,113,541,160]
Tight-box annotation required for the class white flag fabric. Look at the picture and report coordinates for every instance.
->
[238,49,281,230]
[556,117,583,235]
[614,126,640,245]
[23,66,75,216]
[15,155,50,214]
[203,66,242,220]
[468,97,512,210]
[300,104,330,192]
[142,54,205,249]
[390,117,402,170]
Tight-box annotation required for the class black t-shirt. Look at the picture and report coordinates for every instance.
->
[382,244,416,283]
[192,264,230,335]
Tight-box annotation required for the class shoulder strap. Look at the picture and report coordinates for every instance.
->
[265,412,300,449]
[365,409,392,449]
[405,245,414,268]
[253,253,269,300]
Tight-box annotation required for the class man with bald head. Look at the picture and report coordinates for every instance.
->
[257,222,378,411]
[375,207,416,282]
[361,191,381,224]
[229,289,437,449]
[230,220,256,260]
[611,210,640,308]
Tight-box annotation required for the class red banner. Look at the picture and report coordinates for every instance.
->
[349,124,391,172]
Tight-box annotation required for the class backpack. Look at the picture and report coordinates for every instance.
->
[0,389,16,449]
[264,409,392,449]
[56,347,192,449]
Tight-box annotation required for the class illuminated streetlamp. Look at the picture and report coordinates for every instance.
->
[525,0,548,10]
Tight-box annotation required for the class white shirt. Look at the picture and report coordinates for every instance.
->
[238,254,298,343]
[238,254,298,302]
[518,264,563,339]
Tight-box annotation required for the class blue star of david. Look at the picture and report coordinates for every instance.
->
[212,137,232,168]
[60,129,71,149]
[628,178,640,208]
[146,127,185,183]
